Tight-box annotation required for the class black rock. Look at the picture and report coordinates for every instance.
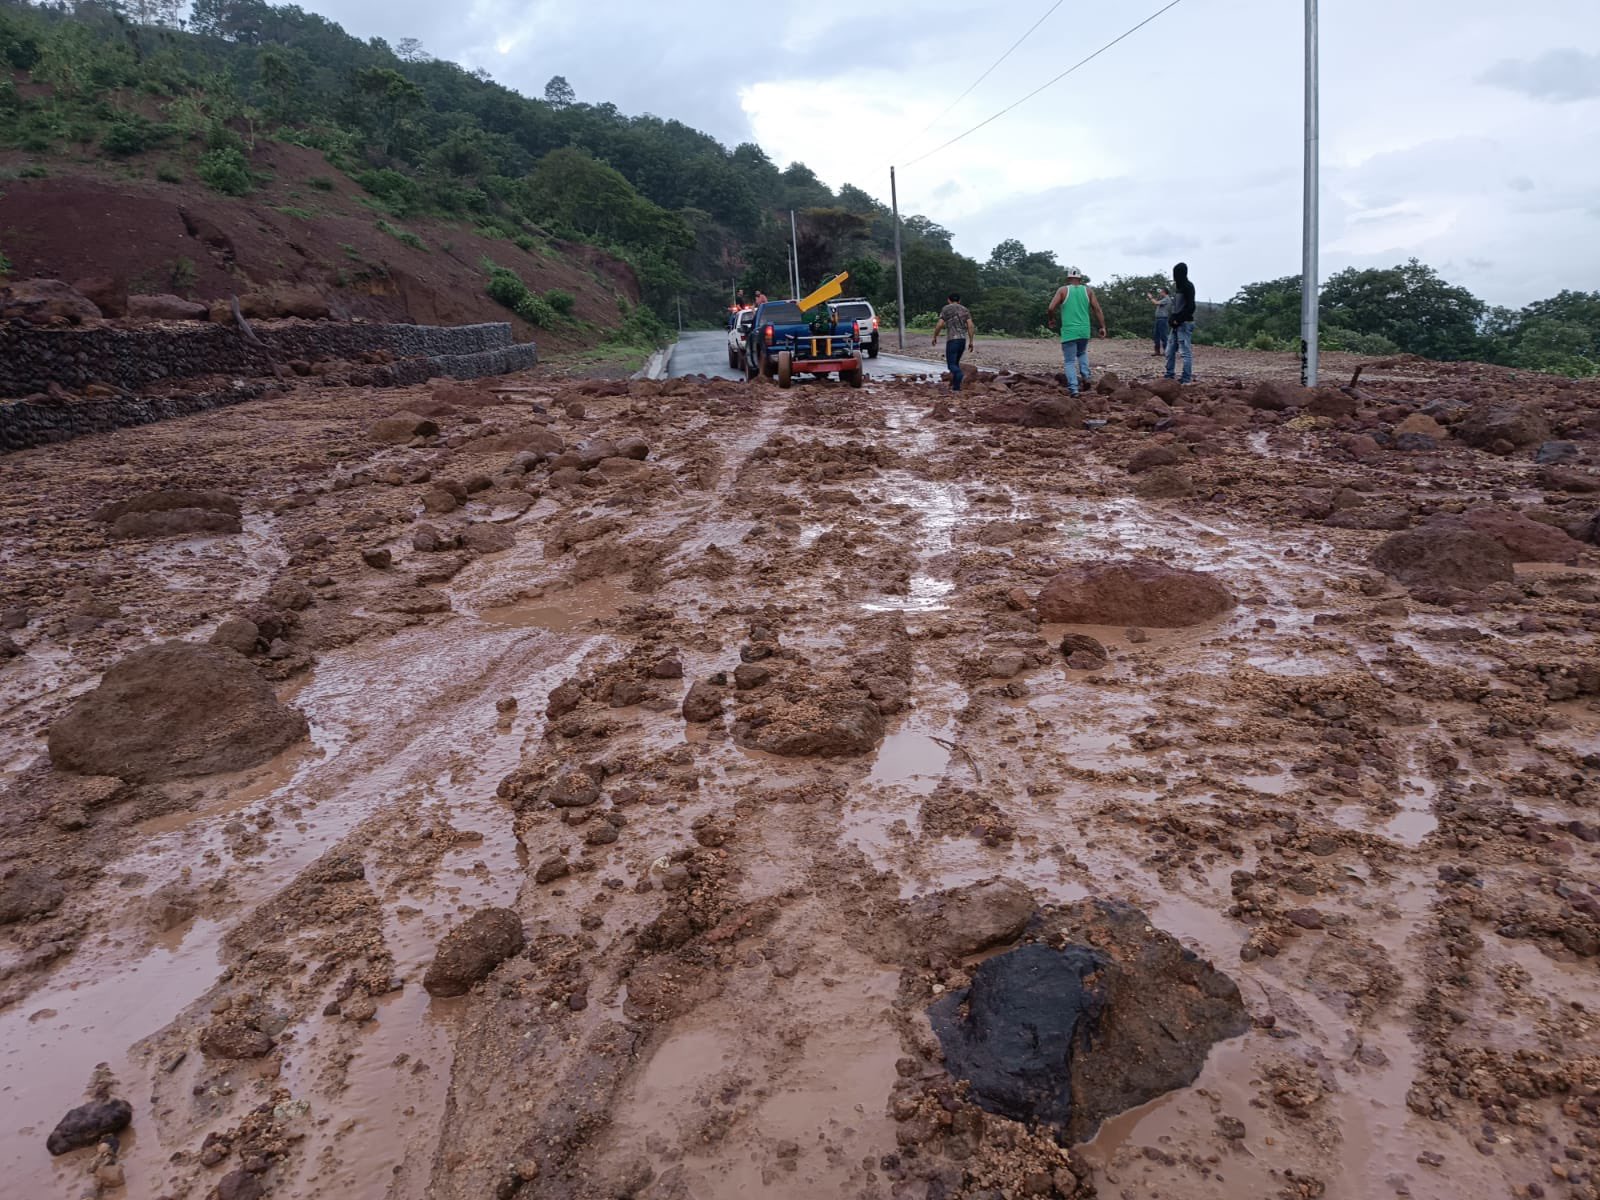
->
[46,1098,132,1156]
[930,943,1106,1131]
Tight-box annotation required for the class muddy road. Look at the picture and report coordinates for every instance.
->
[2,358,1599,1200]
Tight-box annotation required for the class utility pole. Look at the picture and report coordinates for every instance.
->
[890,166,906,351]
[789,209,801,298]
[1300,0,1319,386]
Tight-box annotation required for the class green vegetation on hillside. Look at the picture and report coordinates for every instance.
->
[0,0,1593,374]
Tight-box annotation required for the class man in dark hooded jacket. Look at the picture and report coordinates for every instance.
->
[1164,262,1196,384]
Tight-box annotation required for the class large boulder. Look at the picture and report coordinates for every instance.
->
[975,396,1083,429]
[1036,559,1234,627]
[1460,508,1582,564]
[126,293,208,322]
[91,490,242,539]
[0,279,101,325]
[1371,527,1514,592]
[368,413,439,444]
[423,907,526,997]
[0,866,66,925]
[1454,400,1549,450]
[929,900,1249,1144]
[73,276,128,319]
[48,642,309,782]
[740,693,884,757]
[1248,380,1312,412]
[238,285,330,320]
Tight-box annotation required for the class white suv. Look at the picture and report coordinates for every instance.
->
[727,309,755,369]
[831,298,879,358]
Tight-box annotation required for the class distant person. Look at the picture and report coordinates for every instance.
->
[1047,267,1106,398]
[755,290,768,305]
[1147,286,1172,357]
[1164,262,1196,383]
[931,292,976,392]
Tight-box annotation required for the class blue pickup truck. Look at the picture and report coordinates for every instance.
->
[742,299,864,389]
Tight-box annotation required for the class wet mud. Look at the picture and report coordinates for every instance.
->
[2,358,1599,1200]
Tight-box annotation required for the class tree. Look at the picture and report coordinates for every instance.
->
[987,238,1026,271]
[1094,273,1173,339]
[395,37,428,63]
[902,215,952,250]
[351,66,424,158]
[1320,258,1484,361]
[543,74,574,108]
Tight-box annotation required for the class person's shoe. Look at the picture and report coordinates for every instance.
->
[1163,374,1176,380]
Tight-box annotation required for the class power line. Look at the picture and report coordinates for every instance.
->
[901,0,1186,169]
[917,0,1067,135]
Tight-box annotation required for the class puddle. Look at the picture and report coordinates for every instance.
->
[475,577,628,631]
[867,729,952,795]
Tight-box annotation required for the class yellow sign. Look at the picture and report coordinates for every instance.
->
[797,271,850,313]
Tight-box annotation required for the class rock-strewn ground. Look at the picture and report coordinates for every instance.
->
[1,351,1598,1200]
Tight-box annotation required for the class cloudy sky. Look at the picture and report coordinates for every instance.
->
[307,0,1598,307]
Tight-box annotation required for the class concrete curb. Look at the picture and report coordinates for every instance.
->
[632,342,674,381]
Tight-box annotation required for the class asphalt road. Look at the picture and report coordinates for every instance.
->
[666,329,935,381]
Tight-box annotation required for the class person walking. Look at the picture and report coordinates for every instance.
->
[1147,286,1172,357]
[1047,267,1106,397]
[932,292,976,392]
[1164,262,1196,383]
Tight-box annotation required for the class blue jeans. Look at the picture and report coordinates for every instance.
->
[1164,321,1193,382]
[1154,315,1169,353]
[1061,338,1089,395]
[946,337,966,390]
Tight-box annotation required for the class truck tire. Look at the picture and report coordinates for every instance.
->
[728,347,739,369]
[777,351,793,389]
[868,335,880,359]
[842,365,863,389]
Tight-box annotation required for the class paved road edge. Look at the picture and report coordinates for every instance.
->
[632,342,675,381]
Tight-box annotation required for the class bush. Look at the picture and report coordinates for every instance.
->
[307,175,335,191]
[155,164,183,183]
[546,289,575,316]
[606,301,671,348]
[197,147,252,196]
[355,168,422,216]
[102,116,170,157]
[1320,326,1398,356]
[485,265,564,327]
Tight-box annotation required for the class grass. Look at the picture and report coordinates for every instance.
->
[375,218,427,250]
[275,205,315,219]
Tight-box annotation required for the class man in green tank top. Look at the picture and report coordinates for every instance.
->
[1047,267,1106,397]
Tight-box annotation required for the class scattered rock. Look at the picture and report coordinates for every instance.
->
[144,882,197,932]
[92,490,242,539]
[73,275,128,318]
[901,878,1034,961]
[1037,559,1234,628]
[682,681,724,723]
[462,523,515,554]
[423,907,526,997]
[45,1098,132,1155]
[0,867,66,925]
[543,763,601,808]
[1370,528,1514,592]
[47,641,309,782]
[1059,634,1108,668]
[210,617,260,654]
[734,663,771,690]
[214,1168,265,1200]
[362,547,392,569]
[1461,508,1581,563]
[1455,400,1549,450]
[1248,381,1312,411]
[649,656,684,680]
[534,856,570,885]
[368,413,439,444]
[200,1020,275,1060]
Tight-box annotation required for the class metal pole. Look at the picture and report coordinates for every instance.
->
[789,209,801,298]
[1300,0,1319,386]
[890,166,906,351]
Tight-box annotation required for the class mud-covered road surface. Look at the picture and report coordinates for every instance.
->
[2,357,1599,1200]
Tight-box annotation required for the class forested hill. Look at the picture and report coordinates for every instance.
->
[0,0,988,330]
[1,0,1596,372]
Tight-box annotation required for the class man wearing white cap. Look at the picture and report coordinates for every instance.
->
[1047,267,1106,398]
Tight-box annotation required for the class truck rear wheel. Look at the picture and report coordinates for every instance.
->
[777,351,793,389]
[868,336,880,359]
[728,347,739,369]
[842,365,863,389]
